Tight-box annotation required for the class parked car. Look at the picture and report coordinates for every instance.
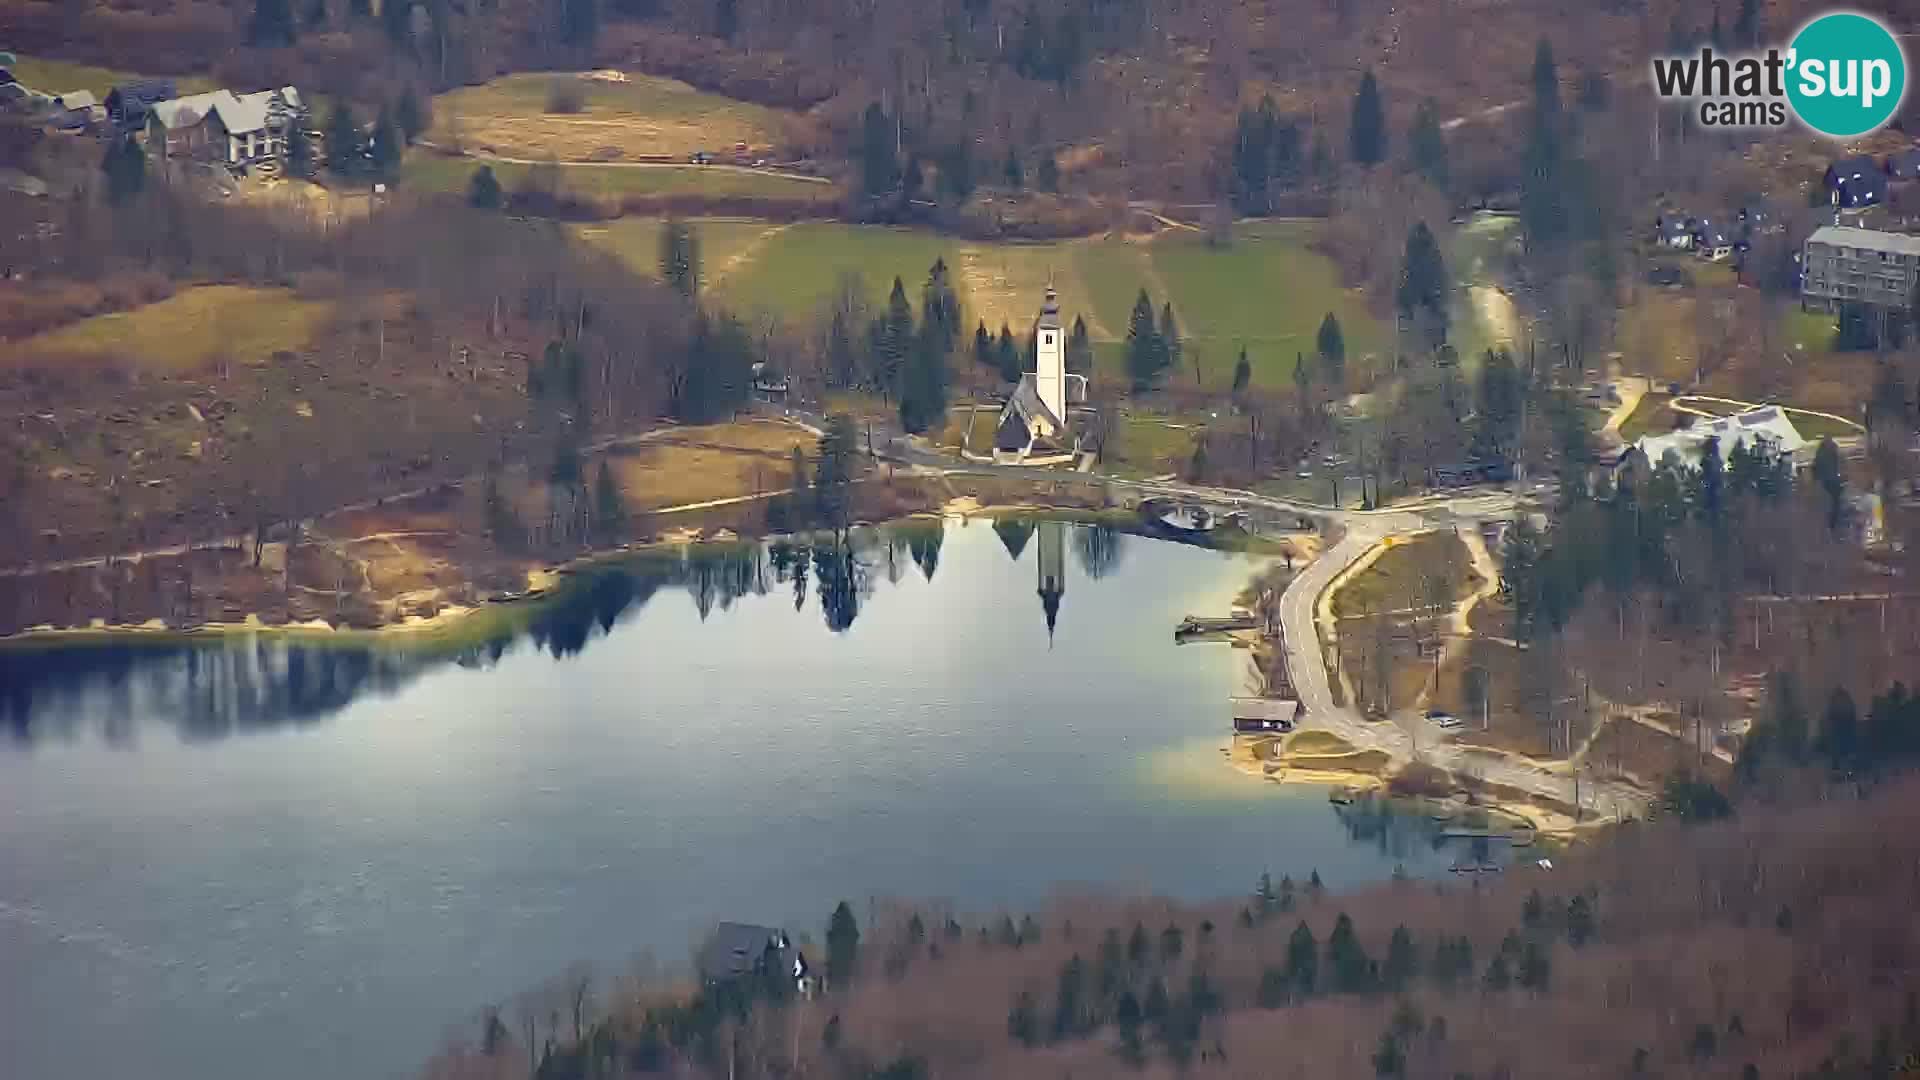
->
[1426,710,1463,729]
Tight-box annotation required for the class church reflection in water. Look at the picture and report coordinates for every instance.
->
[0,517,1127,748]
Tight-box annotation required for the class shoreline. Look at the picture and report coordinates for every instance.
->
[0,500,1269,650]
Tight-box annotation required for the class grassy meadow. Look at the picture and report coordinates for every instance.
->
[427,72,796,162]
[577,218,1389,392]
[11,286,332,372]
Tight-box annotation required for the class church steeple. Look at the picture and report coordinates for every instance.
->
[1035,282,1065,427]
[1036,519,1065,643]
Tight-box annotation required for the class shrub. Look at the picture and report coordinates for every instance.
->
[546,78,587,115]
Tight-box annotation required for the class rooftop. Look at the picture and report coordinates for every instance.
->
[1807,225,1920,257]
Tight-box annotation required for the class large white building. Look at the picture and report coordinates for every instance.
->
[1626,405,1809,472]
[994,285,1087,462]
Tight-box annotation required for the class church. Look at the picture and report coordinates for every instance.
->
[993,285,1089,463]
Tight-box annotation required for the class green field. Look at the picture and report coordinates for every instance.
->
[428,72,795,162]
[400,153,836,202]
[12,286,332,372]
[575,218,785,290]
[715,223,959,321]
[3,55,218,98]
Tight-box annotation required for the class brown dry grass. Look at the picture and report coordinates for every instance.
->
[604,422,814,510]
[429,72,795,162]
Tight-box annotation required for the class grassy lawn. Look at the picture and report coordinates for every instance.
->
[1066,222,1389,391]
[574,217,784,289]
[1582,715,1712,786]
[955,239,1100,339]
[400,153,835,202]
[4,55,218,98]
[603,422,813,509]
[428,72,795,162]
[1103,413,1198,476]
[938,404,1001,452]
[717,223,958,322]
[10,286,331,372]
[1332,531,1480,619]
[1781,306,1835,351]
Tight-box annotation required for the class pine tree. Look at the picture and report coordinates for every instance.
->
[973,320,993,371]
[395,87,428,144]
[1349,68,1386,167]
[1159,302,1182,378]
[593,460,624,539]
[996,323,1020,384]
[715,0,736,40]
[325,104,361,177]
[100,135,146,205]
[1566,894,1594,947]
[1007,990,1039,1045]
[826,901,861,985]
[1066,315,1093,374]
[1408,98,1448,191]
[921,258,961,355]
[1126,290,1164,388]
[304,0,327,28]
[250,0,300,46]
[1286,921,1318,994]
[1373,1031,1405,1077]
[468,164,502,208]
[1396,221,1448,340]
[1383,926,1418,989]
[369,106,402,178]
[1316,313,1346,386]
[660,217,700,300]
[1232,348,1252,396]
[899,324,950,435]
[860,102,899,197]
[286,124,315,179]
[874,277,915,396]
[1813,436,1845,531]
[1003,148,1024,189]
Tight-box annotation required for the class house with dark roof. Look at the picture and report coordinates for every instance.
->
[105,80,176,131]
[1653,212,1694,250]
[698,923,813,995]
[1690,218,1735,261]
[1825,154,1888,209]
[1887,148,1920,181]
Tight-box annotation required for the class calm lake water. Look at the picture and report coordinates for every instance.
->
[0,518,1461,1080]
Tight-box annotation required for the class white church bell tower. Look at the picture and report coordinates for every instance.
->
[1035,284,1065,429]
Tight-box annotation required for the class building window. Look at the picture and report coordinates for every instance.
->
[1043,334,1053,346]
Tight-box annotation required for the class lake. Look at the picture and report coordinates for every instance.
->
[0,518,1462,1080]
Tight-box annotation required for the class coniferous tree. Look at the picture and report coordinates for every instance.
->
[325,104,361,177]
[860,102,899,197]
[593,460,624,540]
[1285,920,1318,993]
[826,901,861,985]
[1316,312,1346,386]
[1397,222,1448,342]
[873,277,915,396]
[1823,687,1861,771]
[1160,303,1182,378]
[467,164,502,208]
[1813,436,1846,531]
[1125,290,1165,388]
[1004,148,1024,189]
[899,324,950,435]
[369,106,403,178]
[286,124,315,179]
[395,87,428,144]
[251,0,300,46]
[100,135,146,205]
[1066,315,1093,374]
[1007,991,1039,1046]
[557,0,598,48]
[996,323,1020,384]
[304,0,327,29]
[973,320,993,372]
[1407,98,1448,191]
[1383,926,1418,990]
[1232,348,1252,397]
[921,258,961,354]
[715,0,737,39]
[1349,69,1386,167]
[660,217,699,300]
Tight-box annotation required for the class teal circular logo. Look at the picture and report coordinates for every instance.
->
[1787,12,1907,138]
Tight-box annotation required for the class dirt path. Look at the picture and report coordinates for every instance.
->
[705,222,793,292]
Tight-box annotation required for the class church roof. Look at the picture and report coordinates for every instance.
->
[995,405,1033,451]
[1038,284,1062,331]
[1007,374,1065,433]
